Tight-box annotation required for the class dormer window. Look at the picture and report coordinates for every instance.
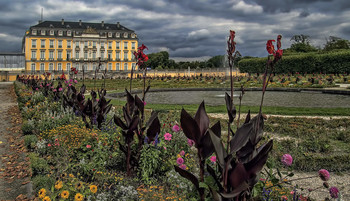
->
[50,30,54,36]
[32,29,37,35]
[67,30,71,36]
[131,33,136,38]
[116,32,120,38]
[41,30,46,35]
[108,32,112,37]
[123,32,128,38]
[58,30,63,36]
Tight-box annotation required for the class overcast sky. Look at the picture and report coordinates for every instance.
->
[0,0,349,61]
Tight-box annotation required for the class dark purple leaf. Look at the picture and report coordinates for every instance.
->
[91,90,97,100]
[244,140,273,176]
[80,84,86,94]
[145,85,151,94]
[244,110,251,124]
[228,162,249,189]
[145,111,158,128]
[194,101,209,137]
[114,115,127,130]
[103,104,112,116]
[129,115,139,132]
[199,121,221,160]
[174,165,202,194]
[123,106,131,126]
[146,116,160,141]
[225,92,236,123]
[135,95,144,114]
[220,182,249,198]
[125,89,135,113]
[180,108,200,143]
[209,129,227,168]
[236,140,255,163]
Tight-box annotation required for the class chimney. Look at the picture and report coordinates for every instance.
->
[101,21,104,27]
[61,19,64,25]
[117,22,120,28]
[79,20,82,26]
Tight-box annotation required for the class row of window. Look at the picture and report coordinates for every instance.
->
[31,29,136,38]
[31,50,135,60]
[31,39,136,50]
[31,62,136,71]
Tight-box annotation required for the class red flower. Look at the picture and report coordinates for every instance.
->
[266,40,275,55]
[227,30,236,56]
[138,44,148,51]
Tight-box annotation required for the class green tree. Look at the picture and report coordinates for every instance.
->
[288,34,318,53]
[323,36,350,51]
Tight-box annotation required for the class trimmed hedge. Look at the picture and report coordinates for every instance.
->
[238,50,350,74]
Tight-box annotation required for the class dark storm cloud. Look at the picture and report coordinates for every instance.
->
[0,0,349,59]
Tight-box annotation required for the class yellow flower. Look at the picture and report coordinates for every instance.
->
[61,190,69,199]
[69,174,75,178]
[55,180,63,189]
[75,181,83,190]
[90,185,98,194]
[38,188,46,199]
[74,193,84,201]
[43,196,51,201]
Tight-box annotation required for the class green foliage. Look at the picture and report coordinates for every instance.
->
[138,146,167,184]
[29,152,50,176]
[239,50,350,74]
[323,36,350,51]
[24,134,38,150]
[32,175,55,193]
[22,120,34,135]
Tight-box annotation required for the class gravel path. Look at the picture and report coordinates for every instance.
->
[0,82,32,201]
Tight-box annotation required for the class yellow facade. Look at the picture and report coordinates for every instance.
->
[24,20,138,74]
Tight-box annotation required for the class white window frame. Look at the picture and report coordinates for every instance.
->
[116,63,120,70]
[31,51,36,59]
[124,32,128,38]
[124,42,128,49]
[50,40,54,48]
[32,40,36,48]
[58,63,62,71]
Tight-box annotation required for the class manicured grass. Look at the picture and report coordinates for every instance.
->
[108,98,350,116]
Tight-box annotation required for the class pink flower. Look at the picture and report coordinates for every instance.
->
[35,88,39,91]
[179,150,185,156]
[176,157,184,165]
[48,143,52,147]
[281,154,293,166]
[210,156,216,163]
[329,187,339,198]
[53,89,57,92]
[59,88,63,91]
[55,142,60,146]
[69,79,73,83]
[163,146,167,150]
[172,124,180,132]
[86,145,91,148]
[319,169,330,181]
[179,164,187,170]
[187,139,195,147]
[164,133,172,141]
[74,80,78,84]
[68,84,72,87]
[143,101,146,106]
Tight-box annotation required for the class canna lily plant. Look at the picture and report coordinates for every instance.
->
[174,32,282,201]
[113,44,160,176]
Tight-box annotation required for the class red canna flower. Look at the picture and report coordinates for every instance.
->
[227,30,236,56]
[266,40,275,55]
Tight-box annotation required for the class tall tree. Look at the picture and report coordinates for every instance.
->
[323,36,350,51]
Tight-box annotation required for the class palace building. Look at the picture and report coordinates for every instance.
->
[23,19,138,73]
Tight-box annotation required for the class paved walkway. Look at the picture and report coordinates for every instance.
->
[0,82,32,201]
